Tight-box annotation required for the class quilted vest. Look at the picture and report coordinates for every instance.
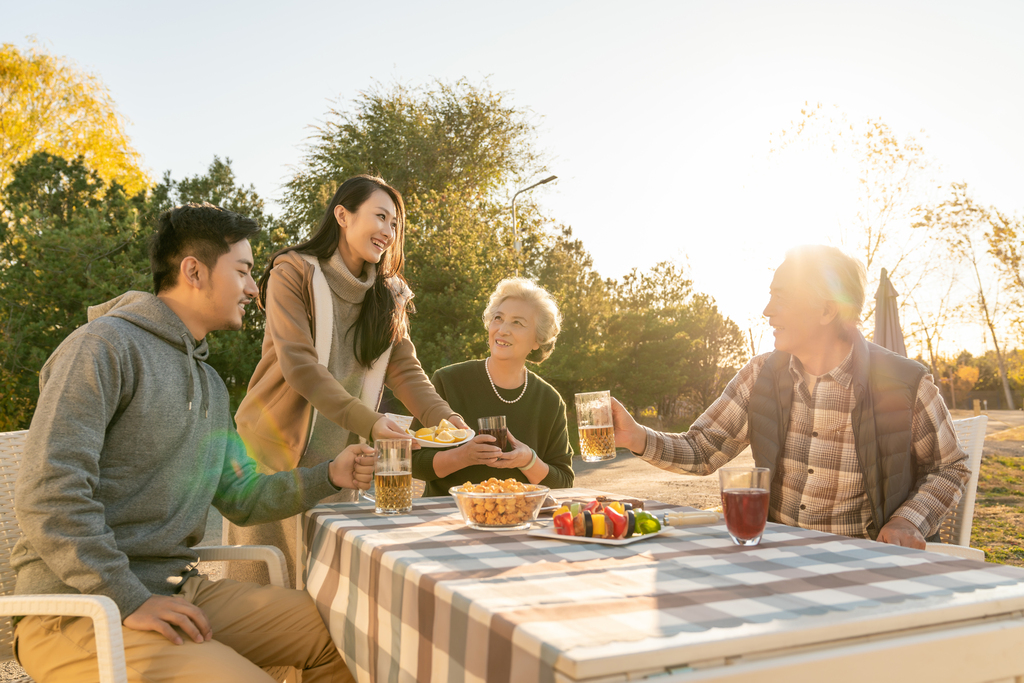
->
[747,333,927,539]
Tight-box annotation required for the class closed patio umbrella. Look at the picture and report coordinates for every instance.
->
[874,267,907,357]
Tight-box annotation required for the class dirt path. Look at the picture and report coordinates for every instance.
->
[573,446,755,510]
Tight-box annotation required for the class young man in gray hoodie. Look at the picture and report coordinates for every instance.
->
[12,203,371,682]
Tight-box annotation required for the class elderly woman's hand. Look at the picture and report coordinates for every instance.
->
[491,429,532,469]
[430,433,503,479]
[453,434,503,466]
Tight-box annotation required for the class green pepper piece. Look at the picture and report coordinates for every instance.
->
[635,511,662,535]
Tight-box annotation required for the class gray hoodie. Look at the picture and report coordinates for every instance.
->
[12,291,339,617]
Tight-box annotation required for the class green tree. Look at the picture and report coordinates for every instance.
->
[599,261,748,428]
[0,41,149,196]
[532,226,612,402]
[282,79,542,231]
[0,154,285,427]
[402,189,513,373]
[0,152,150,429]
[604,262,696,423]
[684,293,747,411]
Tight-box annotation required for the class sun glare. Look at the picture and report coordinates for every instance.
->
[685,145,862,355]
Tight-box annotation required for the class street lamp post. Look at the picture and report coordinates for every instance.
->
[511,175,557,276]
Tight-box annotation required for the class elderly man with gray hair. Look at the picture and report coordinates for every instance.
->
[612,245,969,548]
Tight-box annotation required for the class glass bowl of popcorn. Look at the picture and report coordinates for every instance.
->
[449,479,550,530]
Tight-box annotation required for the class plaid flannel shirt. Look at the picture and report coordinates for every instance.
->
[638,348,970,538]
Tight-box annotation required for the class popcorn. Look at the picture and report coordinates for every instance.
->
[453,478,545,527]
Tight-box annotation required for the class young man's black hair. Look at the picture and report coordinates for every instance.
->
[149,203,259,293]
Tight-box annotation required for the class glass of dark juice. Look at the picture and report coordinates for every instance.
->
[477,415,509,452]
[719,467,770,546]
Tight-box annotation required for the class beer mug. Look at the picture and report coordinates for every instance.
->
[360,439,413,515]
[575,391,616,462]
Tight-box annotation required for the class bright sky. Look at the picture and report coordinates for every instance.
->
[6,0,1024,356]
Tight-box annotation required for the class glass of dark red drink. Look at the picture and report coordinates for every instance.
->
[719,467,770,546]
[477,415,509,452]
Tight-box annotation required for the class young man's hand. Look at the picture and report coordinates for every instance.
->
[329,445,375,490]
[877,516,926,549]
[123,595,212,645]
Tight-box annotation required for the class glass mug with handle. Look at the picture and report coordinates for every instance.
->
[574,391,616,462]
[360,438,413,515]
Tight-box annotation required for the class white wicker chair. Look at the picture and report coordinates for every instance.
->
[0,430,289,682]
[925,415,988,562]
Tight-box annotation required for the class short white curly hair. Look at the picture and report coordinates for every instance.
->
[482,278,562,363]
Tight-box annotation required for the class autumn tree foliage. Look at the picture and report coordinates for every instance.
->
[0,42,149,196]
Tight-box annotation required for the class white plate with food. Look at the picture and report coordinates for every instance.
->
[385,414,475,448]
[527,525,664,545]
[411,429,475,448]
[404,418,475,449]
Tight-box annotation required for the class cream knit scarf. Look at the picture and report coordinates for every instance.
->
[300,254,397,445]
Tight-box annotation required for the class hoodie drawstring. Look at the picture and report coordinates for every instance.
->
[181,334,211,418]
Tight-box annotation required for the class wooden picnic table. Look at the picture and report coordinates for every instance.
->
[299,488,1024,683]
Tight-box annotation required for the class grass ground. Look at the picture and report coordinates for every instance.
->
[972,437,1024,566]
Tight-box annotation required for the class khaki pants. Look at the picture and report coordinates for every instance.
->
[13,576,353,683]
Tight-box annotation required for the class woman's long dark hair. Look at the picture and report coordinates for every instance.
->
[258,174,409,368]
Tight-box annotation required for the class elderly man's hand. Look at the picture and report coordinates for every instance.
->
[877,517,926,549]
[610,398,647,455]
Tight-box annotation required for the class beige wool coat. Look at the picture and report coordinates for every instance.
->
[234,251,455,470]
[227,250,455,586]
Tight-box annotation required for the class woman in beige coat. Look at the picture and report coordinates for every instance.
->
[227,174,466,586]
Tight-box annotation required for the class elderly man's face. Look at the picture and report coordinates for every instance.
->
[762,260,833,358]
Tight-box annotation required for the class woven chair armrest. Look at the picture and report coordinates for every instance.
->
[925,542,986,562]
[0,594,127,683]
[195,545,288,588]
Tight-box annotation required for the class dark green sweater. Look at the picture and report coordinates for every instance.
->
[412,360,574,497]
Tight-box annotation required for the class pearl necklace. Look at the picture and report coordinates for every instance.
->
[485,357,529,404]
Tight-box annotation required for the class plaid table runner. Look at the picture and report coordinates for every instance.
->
[301,495,1024,683]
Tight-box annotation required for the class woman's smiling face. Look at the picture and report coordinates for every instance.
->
[334,188,398,275]
[488,297,541,364]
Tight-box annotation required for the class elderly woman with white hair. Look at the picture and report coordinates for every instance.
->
[411,278,574,496]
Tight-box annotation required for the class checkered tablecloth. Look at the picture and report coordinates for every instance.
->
[301,491,1024,683]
